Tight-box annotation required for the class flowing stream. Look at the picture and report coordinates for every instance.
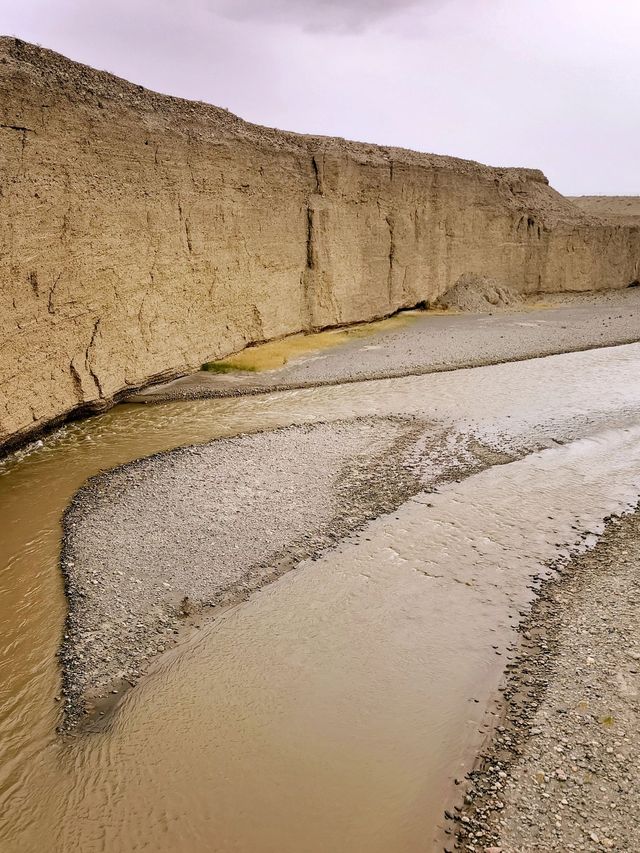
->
[2,344,640,852]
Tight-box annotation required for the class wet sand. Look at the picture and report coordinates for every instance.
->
[128,289,640,403]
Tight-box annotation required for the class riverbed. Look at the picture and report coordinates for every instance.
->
[3,343,640,851]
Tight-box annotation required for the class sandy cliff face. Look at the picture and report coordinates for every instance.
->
[1,38,639,452]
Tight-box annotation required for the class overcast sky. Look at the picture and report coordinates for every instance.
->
[3,0,639,194]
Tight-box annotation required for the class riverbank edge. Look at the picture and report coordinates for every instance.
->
[447,505,640,852]
[0,302,426,460]
[5,291,640,458]
[127,333,640,405]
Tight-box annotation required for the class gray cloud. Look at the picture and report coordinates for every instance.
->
[218,0,428,33]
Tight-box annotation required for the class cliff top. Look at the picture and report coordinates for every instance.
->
[0,36,543,177]
[0,35,614,228]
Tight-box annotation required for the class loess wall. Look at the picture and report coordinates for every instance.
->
[1,38,639,452]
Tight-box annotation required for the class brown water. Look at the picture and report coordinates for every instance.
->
[3,344,640,852]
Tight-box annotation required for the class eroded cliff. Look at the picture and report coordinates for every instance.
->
[1,37,639,452]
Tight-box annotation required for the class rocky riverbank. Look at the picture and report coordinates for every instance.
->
[453,507,640,853]
[58,339,640,732]
[128,289,640,404]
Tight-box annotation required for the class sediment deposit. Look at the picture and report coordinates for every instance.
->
[130,290,640,403]
[1,37,639,452]
[60,416,430,724]
[59,340,640,724]
[457,508,640,853]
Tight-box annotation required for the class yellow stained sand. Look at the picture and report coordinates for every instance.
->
[204,311,423,373]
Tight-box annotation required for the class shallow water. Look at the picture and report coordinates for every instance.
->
[2,344,640,852]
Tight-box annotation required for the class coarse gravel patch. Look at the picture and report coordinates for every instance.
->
[450,507,640,853]
[60,416,442,729]
[127,290,640,404]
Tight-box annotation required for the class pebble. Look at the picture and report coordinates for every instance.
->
[448,509,640,852]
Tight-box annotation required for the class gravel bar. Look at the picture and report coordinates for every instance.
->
[59,416,439,729]
[450,507,640,853]
[128,290,640,403]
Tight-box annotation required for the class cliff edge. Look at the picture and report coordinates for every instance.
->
[1,38,639,452]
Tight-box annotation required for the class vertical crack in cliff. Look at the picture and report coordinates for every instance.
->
[306,205,315,271]
[304,150,343,325]
[306,151,324,272]
[401,267,409,301]
[386,214,395,304]
[251,304,265,341]
[178,201,193,254]
[47,272,62,315]
[69,361,84,403]
[84,318,104,398]
[136,243,161,349]
[311,154,323,195]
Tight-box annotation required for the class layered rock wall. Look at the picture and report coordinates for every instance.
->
[1,38,639,451]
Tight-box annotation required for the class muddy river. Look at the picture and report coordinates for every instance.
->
[2,344,640,852]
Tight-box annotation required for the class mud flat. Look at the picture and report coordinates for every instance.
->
[455,509,640,853]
